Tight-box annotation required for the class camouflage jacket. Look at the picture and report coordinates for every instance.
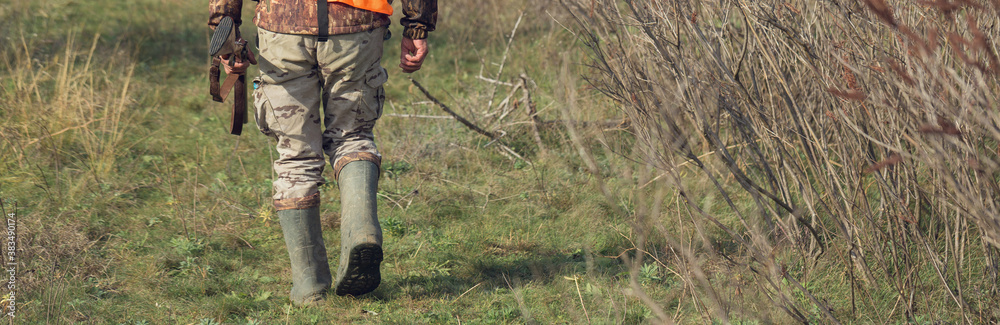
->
[209,0,437,39]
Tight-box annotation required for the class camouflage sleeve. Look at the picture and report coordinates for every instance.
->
[399,0,437,39]
[209,0,244,29]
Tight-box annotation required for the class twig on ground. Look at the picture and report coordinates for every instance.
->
[486,12,525,112]
[410,78,531,164]
[491,82,524,124]
[452,282,484,304]
[540,119,622,129]
[476,75,516,86]
[411,78,497,138]
[25,117,109,147]
[377,192,405,210]
[564,274,592,323]
[383,113,455,120]
[521,74,547,154]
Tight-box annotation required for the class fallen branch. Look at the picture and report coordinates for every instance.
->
[410,78,530,164]
[383,113,455,120]
[411,78,497,138]
[540,119,623,129]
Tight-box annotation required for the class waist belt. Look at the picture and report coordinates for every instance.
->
[317,0,329,42]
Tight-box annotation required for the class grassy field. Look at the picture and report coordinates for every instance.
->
[2,0,1000,324]
[0,0,654,323]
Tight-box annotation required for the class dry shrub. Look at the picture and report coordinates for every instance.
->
[562,0,1000,323]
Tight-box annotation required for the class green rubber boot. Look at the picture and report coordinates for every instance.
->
[334,161,383,296]
[278,206,332,305]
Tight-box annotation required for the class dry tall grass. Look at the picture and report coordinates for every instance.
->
[1,30,142,299]
[2,32,139,183]
[561,0,1000,322]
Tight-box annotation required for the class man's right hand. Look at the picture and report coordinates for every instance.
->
[220,48,257,75]
[400,37,429,73]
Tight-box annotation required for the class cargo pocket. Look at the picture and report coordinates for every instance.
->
[363,66,388,120]
[252,77,277,139]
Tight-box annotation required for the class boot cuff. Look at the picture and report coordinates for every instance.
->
[333,152,381,181]
[274,192,321,211]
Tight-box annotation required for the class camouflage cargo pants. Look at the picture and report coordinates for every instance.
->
[253,27,387,210]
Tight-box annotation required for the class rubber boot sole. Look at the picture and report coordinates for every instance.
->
[334,243,383,296]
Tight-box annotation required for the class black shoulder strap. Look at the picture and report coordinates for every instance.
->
[317,0,329,42]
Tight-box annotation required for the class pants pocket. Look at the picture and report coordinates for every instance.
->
[252,77,277,139]
[363,66,388,120]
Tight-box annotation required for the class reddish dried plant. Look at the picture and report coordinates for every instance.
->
[966,14,1000,75]
[918,0,982,18]
[843,63,859,90]
[829,56,867,101]
[864,153,903,174]
[864,0,898,27]
[783,3,801,15]
[827,87,868,101]
[918,116,962,136]
[898,26,931,57]
[887,59,915,85]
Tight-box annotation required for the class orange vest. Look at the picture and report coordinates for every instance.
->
[331,0,393,16]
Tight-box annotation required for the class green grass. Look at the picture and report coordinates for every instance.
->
[0,0,665,323]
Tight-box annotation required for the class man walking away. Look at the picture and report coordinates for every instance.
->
[208,0,437,305]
